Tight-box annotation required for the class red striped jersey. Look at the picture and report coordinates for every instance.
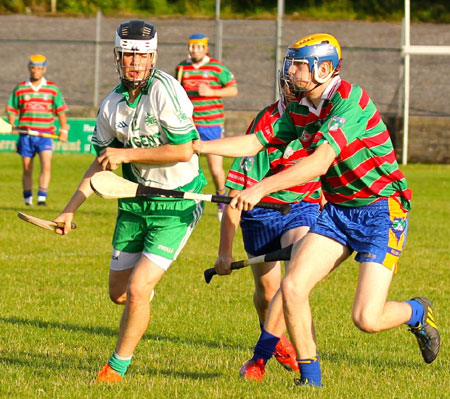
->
[6,77,68,133]
[175,56,237,127]
[226,100,321,204]
[255,77,412,210]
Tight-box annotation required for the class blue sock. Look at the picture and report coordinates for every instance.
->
[298,355,322,387]
[107,352,132,377]
[251,328,280,363]
[405,299,425,327]
[23,190,32,199]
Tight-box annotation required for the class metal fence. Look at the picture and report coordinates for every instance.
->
[1,14,450,118]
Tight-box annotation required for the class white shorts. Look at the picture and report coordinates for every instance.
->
[109,249,173,271]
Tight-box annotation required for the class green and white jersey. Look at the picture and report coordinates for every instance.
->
[92,70,206,194]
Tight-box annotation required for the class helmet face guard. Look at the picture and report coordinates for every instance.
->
[278,69,299,107]
[283,33,342,92]
[114,20,158,89]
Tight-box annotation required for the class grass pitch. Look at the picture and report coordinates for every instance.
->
[0,153,448,399]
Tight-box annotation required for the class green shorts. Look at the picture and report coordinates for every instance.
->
[112,198,204,269]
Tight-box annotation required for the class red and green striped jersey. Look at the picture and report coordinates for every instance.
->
[175,56,237,127]
[226,100,321,204]
[6,77,68,134]
[255,77,412,210]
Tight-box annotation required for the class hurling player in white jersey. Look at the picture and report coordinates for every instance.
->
[53,20,206,383]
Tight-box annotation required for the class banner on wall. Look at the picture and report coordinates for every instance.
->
[0,118,96,153]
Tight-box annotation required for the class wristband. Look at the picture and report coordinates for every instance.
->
[60,129,69,134]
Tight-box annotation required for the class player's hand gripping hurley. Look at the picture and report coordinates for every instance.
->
[17,212,77,231]
[204,244,294,284]
[90,171,292,215]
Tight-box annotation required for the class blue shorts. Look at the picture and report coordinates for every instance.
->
[16,135,53,157]
[241,201,320,256]
[196,125,223,141]
[310,198,409,272]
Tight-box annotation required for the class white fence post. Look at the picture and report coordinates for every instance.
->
[274,0,284,102]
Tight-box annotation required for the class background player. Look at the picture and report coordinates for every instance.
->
[6,54,69,206]
[54,20,206,383]
[194,33,440,387]
[175,33,237,220]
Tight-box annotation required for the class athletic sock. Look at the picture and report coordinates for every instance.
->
[37,188,48,203]
[23,190,33,205]
[298,355,322,387]
[216,187,226,196]
[107,352,132,377]
[405,299,425,327]
[251,328,280,364]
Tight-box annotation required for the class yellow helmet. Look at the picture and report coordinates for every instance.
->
[286,33,341,72]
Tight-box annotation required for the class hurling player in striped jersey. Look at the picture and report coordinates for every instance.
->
[175,33,238,221]
[216,71,322,380]
[194,33,440,387]
[6,54,69,206]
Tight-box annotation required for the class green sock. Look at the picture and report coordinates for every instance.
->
[107,352,132,377]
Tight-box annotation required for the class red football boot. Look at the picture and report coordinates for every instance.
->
[274,333,299,372]
[239,358,265,381]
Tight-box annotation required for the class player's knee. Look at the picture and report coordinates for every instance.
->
[253,287,276,310]
[127,282,152,305]
[281,276,304,304]
[254,279,279,301]
[352,310,380,333]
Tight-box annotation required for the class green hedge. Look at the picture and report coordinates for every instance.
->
[1,0,450,22]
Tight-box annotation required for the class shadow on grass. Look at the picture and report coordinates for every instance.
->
[323,350,420,369]
[0,316,249,351]
[0,351,221,380]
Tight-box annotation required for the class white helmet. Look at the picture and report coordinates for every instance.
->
[114,20,158,88]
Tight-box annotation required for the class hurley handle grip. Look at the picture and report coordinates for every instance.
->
[210,195,291,215]
[203,260,249,284]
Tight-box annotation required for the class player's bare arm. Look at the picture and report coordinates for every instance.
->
[54,159,104,235]
[198,83,238,98]
[193,133,263,157]
[215,189,241,275]
[97,142,194,171]
[230,143,335,211]
[57,112,69,143]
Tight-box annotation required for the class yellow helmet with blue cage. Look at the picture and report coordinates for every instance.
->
[283,33,342,85]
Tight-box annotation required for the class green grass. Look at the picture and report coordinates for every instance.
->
[0,153,448,398]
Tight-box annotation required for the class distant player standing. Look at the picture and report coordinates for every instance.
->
[6,54,69,206]
[54,20,206,383]
[175,33,238,220]
[194,33,440,387]
[216,71,322,379]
